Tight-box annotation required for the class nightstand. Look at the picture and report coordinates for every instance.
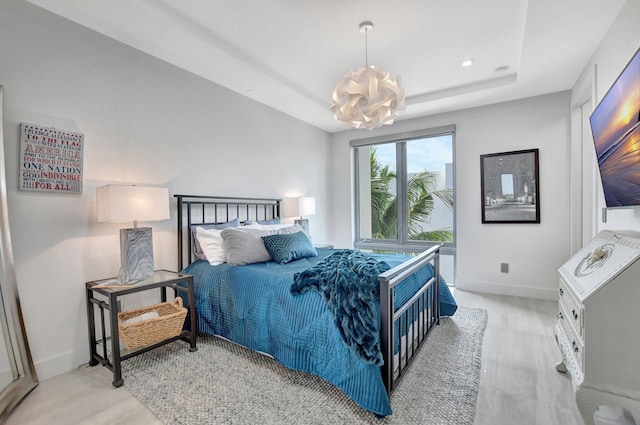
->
[86,269,197,387]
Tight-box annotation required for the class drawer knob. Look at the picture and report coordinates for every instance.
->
[572,309,579,320]
[557,312,564,320]
[559,288,564,296]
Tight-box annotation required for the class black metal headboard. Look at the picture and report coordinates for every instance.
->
[174,194,281,270]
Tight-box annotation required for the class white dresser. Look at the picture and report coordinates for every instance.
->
[555,230,640,425]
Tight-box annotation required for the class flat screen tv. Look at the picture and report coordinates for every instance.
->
[589,47,640,208]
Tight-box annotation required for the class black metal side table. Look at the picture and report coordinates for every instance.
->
[86,269,197,387]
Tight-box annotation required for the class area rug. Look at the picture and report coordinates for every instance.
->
[122,306,488,425]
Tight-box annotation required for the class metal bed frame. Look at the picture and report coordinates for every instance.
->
[174,194,440,395]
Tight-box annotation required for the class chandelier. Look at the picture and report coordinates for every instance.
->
[330,21,406,130]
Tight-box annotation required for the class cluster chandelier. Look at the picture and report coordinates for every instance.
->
[330,21,406,130]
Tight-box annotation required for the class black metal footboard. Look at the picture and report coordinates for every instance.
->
[378,245,441,393]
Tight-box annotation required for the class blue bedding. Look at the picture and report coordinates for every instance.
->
[182,248,455,416]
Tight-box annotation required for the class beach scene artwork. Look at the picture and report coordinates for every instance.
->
[589,49,640,208]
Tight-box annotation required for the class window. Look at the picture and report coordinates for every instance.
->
[352,126,456,282]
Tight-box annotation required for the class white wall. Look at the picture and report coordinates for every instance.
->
[330,92,572,300]
[571,0,640,237]
[0,0,330,380]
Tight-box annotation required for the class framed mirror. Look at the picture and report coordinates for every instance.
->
[0,85,38,421]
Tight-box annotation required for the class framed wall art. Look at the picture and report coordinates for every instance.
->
[19,123,84,194]
[480,148,540,224]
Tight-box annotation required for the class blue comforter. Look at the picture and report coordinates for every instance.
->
[182,249,451,416]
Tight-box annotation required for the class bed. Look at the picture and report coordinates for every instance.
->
[175,195,453,416]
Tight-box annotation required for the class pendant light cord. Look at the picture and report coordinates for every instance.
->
[365,28,368,68]
[360,21,373,68]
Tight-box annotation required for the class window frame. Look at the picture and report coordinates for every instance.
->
[351,125,457,256]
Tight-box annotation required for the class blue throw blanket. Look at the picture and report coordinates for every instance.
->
[291,250,390,366]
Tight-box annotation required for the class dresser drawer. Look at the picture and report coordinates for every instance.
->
[558,278,584,339]
[558,303,585,374]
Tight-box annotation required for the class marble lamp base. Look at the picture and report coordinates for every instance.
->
[118,227,154,283]
[294,219,310,238]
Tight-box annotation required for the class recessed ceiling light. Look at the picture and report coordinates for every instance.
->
[461,59,474,67]
[495,65,509,72]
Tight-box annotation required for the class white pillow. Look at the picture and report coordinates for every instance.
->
[243,222,264,229]
[195,227,226,265]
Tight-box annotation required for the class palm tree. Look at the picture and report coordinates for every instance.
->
[370,148,397,239]
[370,146,453,242]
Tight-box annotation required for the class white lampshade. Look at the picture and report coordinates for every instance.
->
[331,65,405,130]
[96,185,169,283]
[96,185,170,224]
[282,197,316,218]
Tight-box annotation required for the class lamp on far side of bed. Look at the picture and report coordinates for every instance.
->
[96,184,170,283]
[282,197,315,237]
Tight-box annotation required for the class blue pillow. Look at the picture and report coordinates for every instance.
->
[261,231,317,264]
[439,276,458,316]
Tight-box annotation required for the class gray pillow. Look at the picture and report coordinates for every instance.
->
[277,224,304,235]
[244,218,281,226]
[191,218,240,260]
[221,227,277,265]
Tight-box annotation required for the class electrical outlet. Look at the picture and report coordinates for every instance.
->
[501,263,509,273]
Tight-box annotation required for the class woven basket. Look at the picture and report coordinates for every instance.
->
[118,297,187,350]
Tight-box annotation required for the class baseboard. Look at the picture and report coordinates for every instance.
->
[34,348,88,381]
[455,279,558,301]
[33,295,162,382]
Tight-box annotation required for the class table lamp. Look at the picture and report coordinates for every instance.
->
[282,197,315,237]
[96,185,170,283]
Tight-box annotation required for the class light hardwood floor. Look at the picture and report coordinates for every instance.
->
[455,291,584,425]
[5,290,584,425]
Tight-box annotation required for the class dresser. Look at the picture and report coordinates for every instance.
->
[555,230,640,425]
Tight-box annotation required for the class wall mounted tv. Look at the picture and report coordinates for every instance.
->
[589,47,640,208]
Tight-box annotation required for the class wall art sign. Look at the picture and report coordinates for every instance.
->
[19,123,84,194]
[480,148,540,223]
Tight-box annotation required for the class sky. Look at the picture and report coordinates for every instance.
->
[375,135,453,173]
[589,48,640,155]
